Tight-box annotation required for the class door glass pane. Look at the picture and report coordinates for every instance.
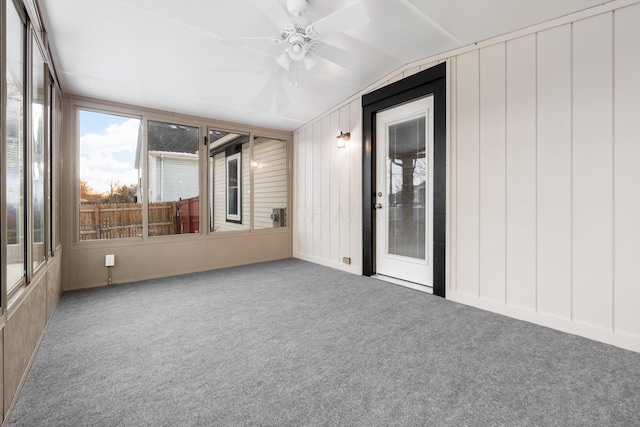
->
[6,3,26,289]
[387,116,426,260]
[147,121,200,236]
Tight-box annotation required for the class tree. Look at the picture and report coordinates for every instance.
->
[102,180,138,203]
[80,180,104,203]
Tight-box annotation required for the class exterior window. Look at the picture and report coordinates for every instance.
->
[209,129,249,232]
[49,85,61,253]
[253,136,288,229]
[32,38,46,270]
[147,120,200,236]
[226,153,241,222]
[79,110,142,240]
[54,93,63,248]
[6,3,26,290]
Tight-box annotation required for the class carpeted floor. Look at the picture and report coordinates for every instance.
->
[8,258,640,426]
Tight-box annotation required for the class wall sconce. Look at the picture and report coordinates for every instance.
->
[336,131,350,148]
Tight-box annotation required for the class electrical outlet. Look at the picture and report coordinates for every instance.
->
[343,257,351,265]
[105,254,115,267]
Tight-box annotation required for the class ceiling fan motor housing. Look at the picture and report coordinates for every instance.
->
[286,0,308,17]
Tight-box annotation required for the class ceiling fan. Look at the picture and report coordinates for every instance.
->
[227,0,369,73]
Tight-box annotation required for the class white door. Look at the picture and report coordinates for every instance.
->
[375,96,434,287]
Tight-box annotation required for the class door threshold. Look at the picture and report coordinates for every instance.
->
[371,275,433,294]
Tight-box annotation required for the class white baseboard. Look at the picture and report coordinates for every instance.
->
[448,291,640,354]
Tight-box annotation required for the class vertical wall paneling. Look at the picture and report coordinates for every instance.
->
[321,116,332,260]
[349,99,363,271]
[572,13,614,329]
[404,66,421,78]
[293,131,303,254]
[449,57,458,294]
[304,127,314,256]
[339,106,351,261]
[505,35,537,310]
[479,43,507,303]
[536,24,573,319]
[300,129,308,254]
[312,123,323,258]
[455,50,481,297]
[421,61,439,72]
[329,111,341,261]
[613,3,640,338]
[388,73,404,85]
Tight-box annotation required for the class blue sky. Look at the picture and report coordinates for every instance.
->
[79,110,140,194]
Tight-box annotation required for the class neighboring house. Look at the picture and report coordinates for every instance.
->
[208,132,287,232]
[135,121,200,203]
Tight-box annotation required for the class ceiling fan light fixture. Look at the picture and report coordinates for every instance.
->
[276,51,291,70]
[287,34,307,61]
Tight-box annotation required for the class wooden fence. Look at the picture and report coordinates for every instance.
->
[80,197,199,240]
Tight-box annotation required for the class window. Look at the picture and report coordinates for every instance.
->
[6,2,26,291]
[49,84,62,253]
[226,153,241,222]
[31,38,46,270]
[253,136,288,229]
[147,120,200,236]
[78,110,142,240]
[209,130,288,232]
[209,129,249,232]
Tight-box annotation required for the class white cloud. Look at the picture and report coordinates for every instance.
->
[80,118,140,194]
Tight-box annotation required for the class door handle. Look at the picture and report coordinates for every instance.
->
[374,203,383,209]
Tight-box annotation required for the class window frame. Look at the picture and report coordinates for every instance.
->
[4,0,28,303]
[69,99,291,246]
[30,31,47,274]
[75,107,144,242]
[225,151,242,223]
[146,119,201,237]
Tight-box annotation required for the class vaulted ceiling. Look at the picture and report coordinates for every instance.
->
[40,0,611,131]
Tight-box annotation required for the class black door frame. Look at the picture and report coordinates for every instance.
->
[362,63,446,297]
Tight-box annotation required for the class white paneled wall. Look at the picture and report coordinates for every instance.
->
[293,100,362,273]
[451,4,640,350]
[614,4,640,340]
[536,24,573,320]
[295,1,640,352]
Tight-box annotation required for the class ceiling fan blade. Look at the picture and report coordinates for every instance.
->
[309,2,369,37]
[252,0,295,29]
[221,36,281,47]
[314,43,353,68]
[252,61,290,113]
[302,53,319,70]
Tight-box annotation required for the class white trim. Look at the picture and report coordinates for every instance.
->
[372,274,434,294]
[448,291,640,353]
[293,253,362,275]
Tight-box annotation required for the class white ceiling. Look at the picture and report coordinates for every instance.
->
[40,0,610,131]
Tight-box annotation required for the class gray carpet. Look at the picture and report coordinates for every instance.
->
[9,259,640,426]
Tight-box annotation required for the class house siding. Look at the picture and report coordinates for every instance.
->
[254,138,288,230]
